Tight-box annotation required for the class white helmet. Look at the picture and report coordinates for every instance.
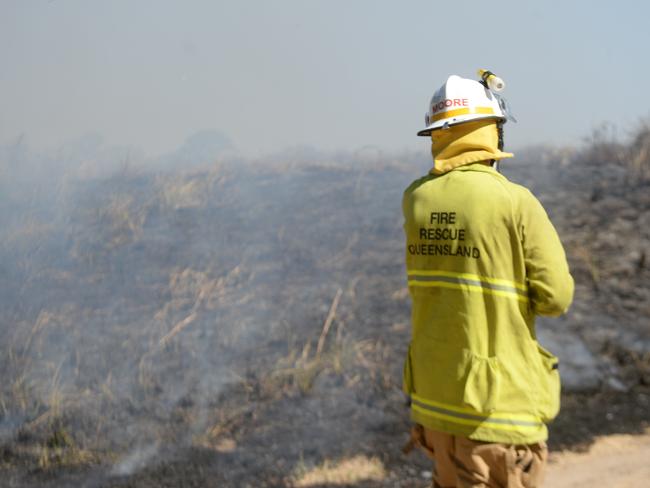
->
[417,73,510,136]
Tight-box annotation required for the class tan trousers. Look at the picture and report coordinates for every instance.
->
[408,426,548,488]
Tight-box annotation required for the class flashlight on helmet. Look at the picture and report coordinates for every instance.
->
[478,69,505,92]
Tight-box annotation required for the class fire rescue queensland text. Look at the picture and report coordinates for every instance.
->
[407,211,481,259]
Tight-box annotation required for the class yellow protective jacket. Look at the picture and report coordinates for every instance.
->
[402,162,574,445]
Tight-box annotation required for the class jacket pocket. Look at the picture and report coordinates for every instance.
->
[462,352,501,413]
[403,342,414,395]
[534,343,561,421]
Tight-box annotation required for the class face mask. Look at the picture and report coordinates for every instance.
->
[430,119,513,175]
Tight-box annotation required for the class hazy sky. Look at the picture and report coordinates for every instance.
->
[2,0,649,157]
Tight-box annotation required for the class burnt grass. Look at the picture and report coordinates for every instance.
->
[1,142,649,487]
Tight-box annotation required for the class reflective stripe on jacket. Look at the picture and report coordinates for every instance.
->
[402,162,573,445]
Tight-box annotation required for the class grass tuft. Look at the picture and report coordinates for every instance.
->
[292,455,386,487]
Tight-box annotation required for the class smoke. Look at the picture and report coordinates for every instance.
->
[0,131,424,483]
[111,443,160,477]
[0,133,248,472]
[2,123,649,486]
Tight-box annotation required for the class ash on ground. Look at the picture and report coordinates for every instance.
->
[1,129,649,487]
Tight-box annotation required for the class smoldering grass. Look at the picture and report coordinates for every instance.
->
[2,124,646,486]
[2,145,408,483]
[110,442,159,476]
[628,122,650,182]
[291,454,386,487]
[36,420,100,472]
[577,119,650,185]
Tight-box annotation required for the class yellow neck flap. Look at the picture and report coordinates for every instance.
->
[430,119,513,175]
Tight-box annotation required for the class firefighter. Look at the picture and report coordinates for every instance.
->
[402,72,574,487]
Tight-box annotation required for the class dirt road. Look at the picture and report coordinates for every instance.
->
[546,429,650,488]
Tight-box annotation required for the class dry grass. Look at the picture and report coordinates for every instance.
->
[1,125,648,485]
[292,455,386,487]
[155,165,226,210]
[574,244,601,289]
[36,425,100,471]
[101,194,147,249]
[578,120,650,184]
[629,122,650,182]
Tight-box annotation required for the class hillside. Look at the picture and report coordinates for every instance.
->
[0,129,649,487]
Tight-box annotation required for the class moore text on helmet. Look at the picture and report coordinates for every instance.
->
[430,98,469,115]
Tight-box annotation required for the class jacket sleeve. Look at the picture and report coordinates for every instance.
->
[519,189,574,316]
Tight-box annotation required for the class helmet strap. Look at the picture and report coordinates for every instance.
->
[492,121,505,173]
[497,121,504,151]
